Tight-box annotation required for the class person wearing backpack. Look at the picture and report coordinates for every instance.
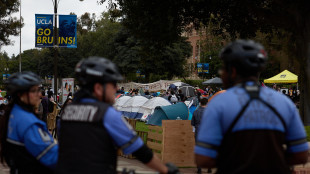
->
[168,90,179,104]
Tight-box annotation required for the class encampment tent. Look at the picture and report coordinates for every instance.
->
[202,77,223,85]
[264,70,298,83]
[147,102,189,126]
[120,96,148,118]
[114,96,131,111]
[179,86,196,97]
[138,97,171,121]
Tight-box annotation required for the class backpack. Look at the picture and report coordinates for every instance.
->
[170,94,178,103]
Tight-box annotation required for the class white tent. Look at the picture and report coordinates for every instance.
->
[138,97,171,121]
[114,96,131,111]
[120,96,149,118]
[172,82,190,87]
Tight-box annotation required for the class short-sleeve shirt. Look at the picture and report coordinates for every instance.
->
[195,82,309,173]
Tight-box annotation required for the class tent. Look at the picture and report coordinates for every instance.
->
[202,77,223,85]
[138,97,171,121]
[114,96,131,111]
[179,86,196,97]
[172,82,191,87]
[147,102,189,126]
[120,96,148,118]
[264,70,298,83]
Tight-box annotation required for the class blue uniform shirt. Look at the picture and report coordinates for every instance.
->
[7,104,58,168]
[195,84,309,158]
[81,98,144,154]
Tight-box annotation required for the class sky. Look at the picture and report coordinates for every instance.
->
[1,0,107,57]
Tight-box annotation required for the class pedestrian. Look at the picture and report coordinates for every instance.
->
[35,91,44,120]
[191,98,210,174]
[168,90,179,104]
[56,57,179,174]
[41,89,49,123]
[178,89,185,102]
[0,72,58,173]
[195,40,309,174]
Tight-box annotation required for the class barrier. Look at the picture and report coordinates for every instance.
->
[47,102,60,131]
[147,120,195,167]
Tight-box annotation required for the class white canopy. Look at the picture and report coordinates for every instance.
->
[138,97,171,121]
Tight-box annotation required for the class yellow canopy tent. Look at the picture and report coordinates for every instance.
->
[264,70,298,83]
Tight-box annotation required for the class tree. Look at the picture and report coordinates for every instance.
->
[0,0,22,47]
[112,27,192,81]
[105,0,310,123]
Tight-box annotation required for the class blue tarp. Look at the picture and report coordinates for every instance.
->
[147,102,189,126]
[188,105,197,120]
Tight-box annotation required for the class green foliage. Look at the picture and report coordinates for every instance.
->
[1,11,191,85]
[0,0,22,46]
[112,27,192,81]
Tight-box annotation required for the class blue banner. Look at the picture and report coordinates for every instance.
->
[35,14,54,47]
[3,74,10,80]
[197,63,209,74]
[58,15,77,48]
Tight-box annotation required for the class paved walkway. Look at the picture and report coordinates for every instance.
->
[0,157,212,174]
[117,157,214,174]
[1,156,310,174]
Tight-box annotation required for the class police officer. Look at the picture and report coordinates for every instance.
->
[0,72,58,173]
[195,40,309,174]
[56,57,178,174]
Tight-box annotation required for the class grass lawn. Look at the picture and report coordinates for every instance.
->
[135,121,149,132]
[305,126,310,141]
[0,91,6,97]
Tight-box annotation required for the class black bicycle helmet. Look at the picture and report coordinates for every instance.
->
[6,71,42,95]
[75,56,123,86]
[220,40,268,75]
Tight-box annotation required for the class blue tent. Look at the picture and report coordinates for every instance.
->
[147,102,189,126]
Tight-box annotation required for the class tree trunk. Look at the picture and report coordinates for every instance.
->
[298,22,310,125]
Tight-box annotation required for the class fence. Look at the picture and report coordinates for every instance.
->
[147,120,195,167]
[121,119,195,167]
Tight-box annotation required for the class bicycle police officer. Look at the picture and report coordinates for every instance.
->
[195,40,309,173]
[0,72,58,173]
[56,57,178,174]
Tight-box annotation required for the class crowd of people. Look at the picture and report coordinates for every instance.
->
[0,40,308,174]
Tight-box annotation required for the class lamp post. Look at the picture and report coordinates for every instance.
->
[52,0,59,101]
[19,0,21,72]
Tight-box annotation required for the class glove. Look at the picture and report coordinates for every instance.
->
[165,163,180,174]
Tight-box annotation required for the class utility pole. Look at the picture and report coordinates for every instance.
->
[53,0,59,101]
[19,0,21,72]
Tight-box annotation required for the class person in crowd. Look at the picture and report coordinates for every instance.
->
[191,98,210,174]
[41,89,49,123]
[195,88,202,102]
[56,57,179,174]
[178,89,185,102]
[54,96,73,139]
[195,40,308,173]
[35,91,44,120]
[0,72,58,173]
[282,90,288,97]
[168,90,179,104]
[145,90,150,95]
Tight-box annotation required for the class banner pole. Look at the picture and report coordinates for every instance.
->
[53,0,58,102]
